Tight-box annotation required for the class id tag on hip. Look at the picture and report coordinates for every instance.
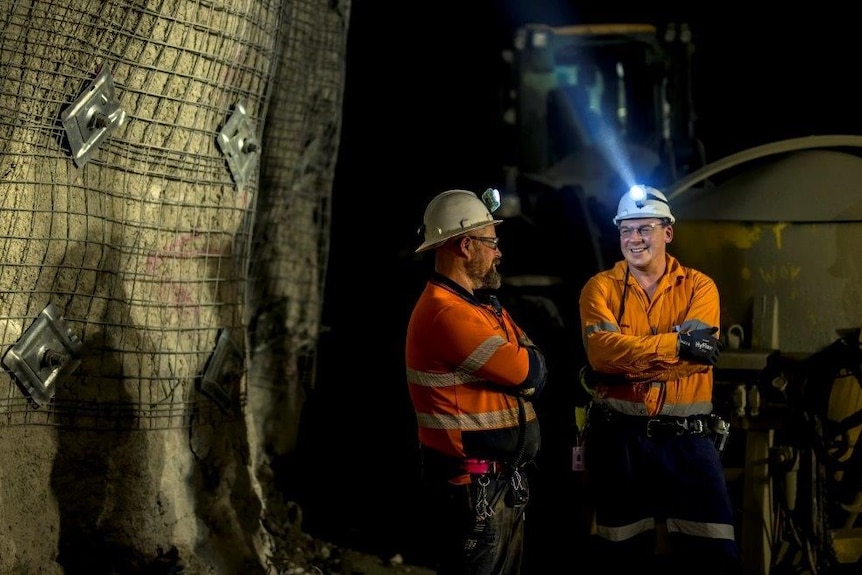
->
[572,446,585,471]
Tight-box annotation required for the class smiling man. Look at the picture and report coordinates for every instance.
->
[577,185,741,575]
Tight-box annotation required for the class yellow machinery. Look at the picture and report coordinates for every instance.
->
[498,18,862,575]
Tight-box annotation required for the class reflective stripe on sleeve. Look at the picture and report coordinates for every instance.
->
[407,334,507,388]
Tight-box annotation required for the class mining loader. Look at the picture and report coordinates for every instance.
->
[497,20,862,575]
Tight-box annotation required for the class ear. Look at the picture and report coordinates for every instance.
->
[664,224,674,243]
[454,235,472,257]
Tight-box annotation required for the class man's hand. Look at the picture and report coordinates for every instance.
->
[678,327,721,366]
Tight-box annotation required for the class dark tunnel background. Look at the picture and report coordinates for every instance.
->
[283,1,862,571]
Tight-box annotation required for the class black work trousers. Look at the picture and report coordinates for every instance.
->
[422,470,528,575]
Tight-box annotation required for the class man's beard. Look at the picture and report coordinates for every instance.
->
[467,259,502,290]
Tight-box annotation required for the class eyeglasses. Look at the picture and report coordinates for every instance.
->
[469,236,500,249]
[618,223,664,238]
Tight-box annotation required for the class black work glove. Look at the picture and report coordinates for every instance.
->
[678,327,721,365]
[516,346,547,400]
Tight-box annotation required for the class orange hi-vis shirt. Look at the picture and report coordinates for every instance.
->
[578,255,719,418]
[406,274,546,470]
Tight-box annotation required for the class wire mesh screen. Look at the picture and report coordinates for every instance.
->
[0,0,345,433]
[245,0,345,455]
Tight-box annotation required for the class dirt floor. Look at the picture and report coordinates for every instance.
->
[337,550,435,575]
[266,527,435,575]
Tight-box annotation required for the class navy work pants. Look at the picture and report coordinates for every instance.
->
[585,421,743,575]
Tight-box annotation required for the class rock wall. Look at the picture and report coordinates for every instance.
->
[0,0,348,572]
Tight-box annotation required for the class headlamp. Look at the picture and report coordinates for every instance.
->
[481,187,501,213]
[629,184,670,209]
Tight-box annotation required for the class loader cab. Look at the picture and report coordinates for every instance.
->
[496,21,703,280]
[502,22,701,198]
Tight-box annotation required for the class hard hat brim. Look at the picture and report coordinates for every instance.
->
[415,219,503,253]
[613,214,676,225]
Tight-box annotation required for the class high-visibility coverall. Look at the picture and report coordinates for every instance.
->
[578,254,740,571]
[580,255,718,417]
[407,272,548,575]
[406,273,547,484]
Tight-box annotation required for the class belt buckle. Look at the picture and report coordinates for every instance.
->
[646,417,684,437]
[690,418,705,434]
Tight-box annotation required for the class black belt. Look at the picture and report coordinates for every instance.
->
[589,405,709,437]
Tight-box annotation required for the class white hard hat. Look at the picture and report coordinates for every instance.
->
[416,189,502,253]
[612,184,676,226]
